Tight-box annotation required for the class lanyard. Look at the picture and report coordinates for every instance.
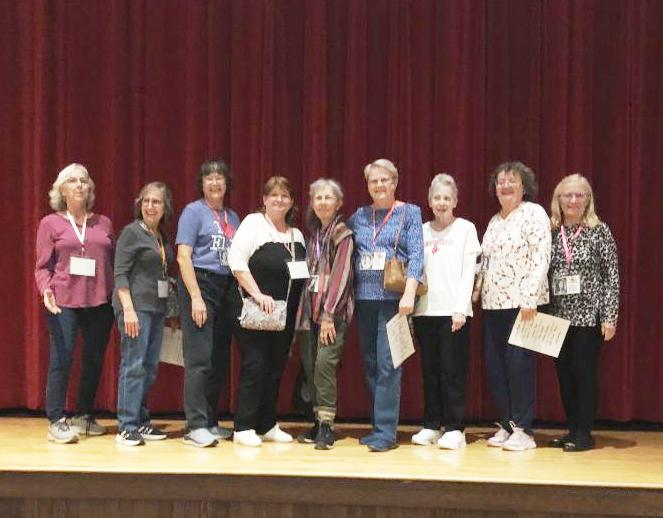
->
[560,225,583,267]
[371,201,402,246]
[264,214,295,260]
[140,221,167,276]
[207,203,235,239]
[66,211,87,253]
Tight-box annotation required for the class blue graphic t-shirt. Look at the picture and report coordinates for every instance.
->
[176,199,241,275]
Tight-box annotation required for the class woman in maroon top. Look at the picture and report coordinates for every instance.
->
[35,163,114,444]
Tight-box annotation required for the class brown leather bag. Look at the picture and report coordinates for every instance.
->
[383,211,427,295]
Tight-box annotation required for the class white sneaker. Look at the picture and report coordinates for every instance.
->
[233,429,262,447]
[411,428,441,446]
[261,424,293,443]
[437,430,466,450]
[486,423,511,447]
[502,422,536,451]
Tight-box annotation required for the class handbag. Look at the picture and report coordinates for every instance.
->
[383,212,427,296]
[165,277,180,318]
[238,295,288,331]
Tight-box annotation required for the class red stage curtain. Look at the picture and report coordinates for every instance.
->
[0,0,661,422]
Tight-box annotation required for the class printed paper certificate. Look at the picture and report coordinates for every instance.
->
[386,314,415,368]
[508,311,570,358]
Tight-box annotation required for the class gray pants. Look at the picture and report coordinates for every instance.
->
[299,319,347,422]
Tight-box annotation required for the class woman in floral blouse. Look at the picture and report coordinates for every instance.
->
[547,174,619,452]
[476,161,551,451]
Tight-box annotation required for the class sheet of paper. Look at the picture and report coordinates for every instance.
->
[508,311,570,358]
[386,314,415,369]
[160,328,184,367]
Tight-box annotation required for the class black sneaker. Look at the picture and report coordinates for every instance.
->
[314,421,335,450]
[115,429,145,446]
[297,422,319,444]
[138,424,167,441]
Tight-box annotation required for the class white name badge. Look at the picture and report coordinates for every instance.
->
[371,251,386,270]
[553,274,581,296]
[287,261,310,279]
[360,253,373,270]
[157,280,169,298]
[69,255,96,277]
[218,248,229,266]
[309,275,319,293]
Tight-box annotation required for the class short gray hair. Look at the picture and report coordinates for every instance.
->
[363,158,398,181]
[428,173,458,202]
[48,163,96,211]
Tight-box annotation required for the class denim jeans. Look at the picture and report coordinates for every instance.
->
[355,300,401,444]
[179,269,242,430]
[483,308,535,433]
[45,303,114,422]
[299,319,348,421]
[116,310,165,432]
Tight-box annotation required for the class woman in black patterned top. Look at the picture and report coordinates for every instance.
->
[547,174,619,452]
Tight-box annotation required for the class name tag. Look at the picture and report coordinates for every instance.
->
[157,280,169,298]
[309,275,319,293]
[218,248,229,266]
[553,274,581,296]
[69,255,96,277]
[287,260,310,279]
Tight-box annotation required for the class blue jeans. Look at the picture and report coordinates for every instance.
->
[483,308,535,433]
[116,310,165,432]
[45,303,114,422]
[356,300,401,445]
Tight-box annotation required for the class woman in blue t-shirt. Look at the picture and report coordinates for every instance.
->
[175,159,242,448]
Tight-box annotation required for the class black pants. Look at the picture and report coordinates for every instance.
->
[413,316,471,432]
[179,269,241,430]
[555,325,602,439]
[234,325,294,434]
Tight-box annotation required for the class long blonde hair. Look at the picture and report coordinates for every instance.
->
[550,173,601,229]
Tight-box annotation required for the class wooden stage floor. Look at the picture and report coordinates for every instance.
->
[1,417,662,517]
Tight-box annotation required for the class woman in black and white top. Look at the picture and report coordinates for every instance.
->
[228,176,306,447]
[476,161,551,451]
[547,174,619,452]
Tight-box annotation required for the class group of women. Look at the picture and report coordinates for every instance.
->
[35,158,619,453]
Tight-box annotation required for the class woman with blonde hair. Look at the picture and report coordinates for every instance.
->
[547,174,619,452]
[35,163,114,443]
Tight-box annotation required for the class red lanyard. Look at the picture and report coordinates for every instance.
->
[560,225,583,267]
[372,201,402,246]
[207,203,235,239]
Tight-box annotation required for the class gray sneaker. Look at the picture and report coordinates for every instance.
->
[209,425,233,440]
[70,414,107,436]
[48,417,79,444]
[183,427,218,448]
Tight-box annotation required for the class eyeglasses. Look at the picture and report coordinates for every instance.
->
[142,198,163,207]
[496,180,521,188]
[368,177,393,187]
[559,192,589,201]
